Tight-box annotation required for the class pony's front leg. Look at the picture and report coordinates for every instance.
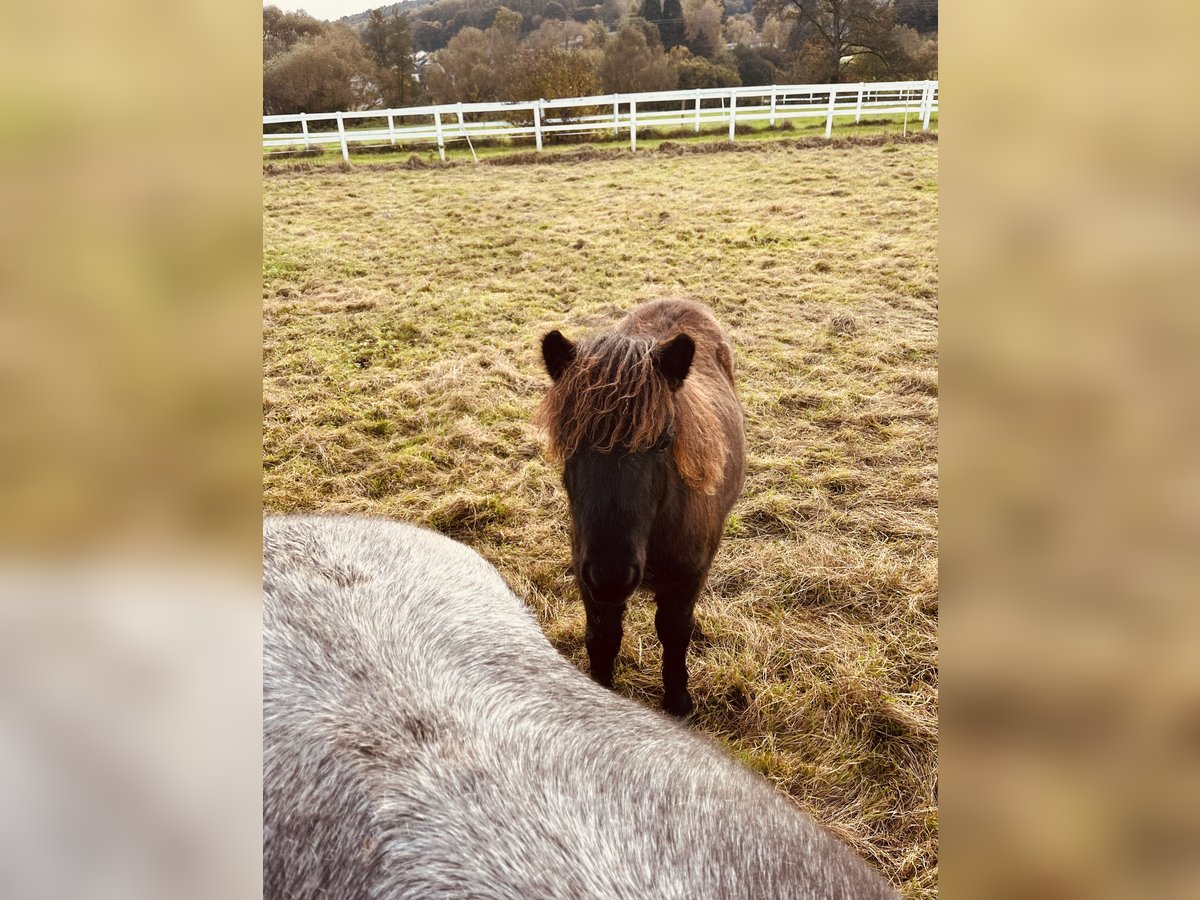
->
[654,577,704,718]
[583,597,625,689]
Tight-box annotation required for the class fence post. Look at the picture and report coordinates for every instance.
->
[387,110,396,146]
[694,93,701,132]
[533,100,543,152]
[855,83,864,123]
[728,90,737,141]
[769,85,777,127]
[456,102,465,139]
[433,109,445,161]
[824,86,837,138]
[300,112,310,150]
[922,81,934,130]
[335,112,349,162]
[613,95,620,136]
[630,99,637,151]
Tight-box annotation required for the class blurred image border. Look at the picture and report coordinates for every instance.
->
[3,1,1199,898]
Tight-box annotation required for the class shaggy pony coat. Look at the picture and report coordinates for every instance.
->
[536,299,739,496]
[262,515,898,899]
[536,299,746,717]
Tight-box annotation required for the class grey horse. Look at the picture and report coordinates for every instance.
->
[263,515,898,899]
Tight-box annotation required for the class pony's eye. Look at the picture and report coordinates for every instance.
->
[653,432,673,453]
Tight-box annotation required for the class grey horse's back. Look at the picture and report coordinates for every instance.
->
[263,515,897,899]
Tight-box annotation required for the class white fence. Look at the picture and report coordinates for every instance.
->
[262,80,937,162]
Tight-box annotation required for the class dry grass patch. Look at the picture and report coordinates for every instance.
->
[263,141,938,898]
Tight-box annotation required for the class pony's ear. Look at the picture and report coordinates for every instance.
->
[654,333,695,390]
[541,330,576,382]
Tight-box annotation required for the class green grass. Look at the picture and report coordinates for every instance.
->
[263,139,939,897]
[263,111,939,168]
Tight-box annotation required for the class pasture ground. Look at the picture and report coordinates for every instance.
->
[263,137,939,897]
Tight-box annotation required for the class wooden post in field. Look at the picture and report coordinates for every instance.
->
[300,112,310,150]
[456,102,465,139]
[630,100,637,151]
[433,109,445,161]
[769,85,777,127]
[533,100,543,152]
[824,87,837,138]
[387,110,396,146]
[694,94,701,132]
[336,112,349,162]
[728,91,737,141]
[855,84,864,123]
[922,81,933,130]
[613,95,620,136]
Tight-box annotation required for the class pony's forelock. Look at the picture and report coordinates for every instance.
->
[535,331,728,494]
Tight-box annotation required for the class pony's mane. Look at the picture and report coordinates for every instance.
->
[536,332,729,494]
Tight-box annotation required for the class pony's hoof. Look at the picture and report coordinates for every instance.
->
[662,692,695,719]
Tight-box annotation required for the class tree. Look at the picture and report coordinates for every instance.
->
[660,0,686,49]
[845,24,935,79]
[525,18,591,52]
[600,0,632,27]
[895,0,936,34]
[723,13,754,47]
[424,20,522,103]
[759,14,792,50]
[641,0,664,26]
[626,14,665,50]
[492,6,525,35]
[683,0,724,59]
[363,9,390,62]
[263,25,385,115]
[753,0,911,82]
[512,46,602,100]
[542,0,569,19]
[674,55,741,89]
[733,44,780,85]
[263,6,326,64]
[597,22,676,92]
[413,20,447,52]
[364,9,421,107]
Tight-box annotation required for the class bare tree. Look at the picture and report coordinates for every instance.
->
[754,0,906,82]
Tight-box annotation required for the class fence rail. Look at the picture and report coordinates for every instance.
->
[262,80,938,162]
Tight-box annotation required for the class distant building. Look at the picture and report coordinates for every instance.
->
[414,50,430,81]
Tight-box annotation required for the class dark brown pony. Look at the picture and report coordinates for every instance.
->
[537,299,746,716]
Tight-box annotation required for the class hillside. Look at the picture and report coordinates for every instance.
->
[342,0,755,50]
[338,0,935,52]
[339,0,435,29]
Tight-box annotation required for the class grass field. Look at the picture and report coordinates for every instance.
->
[263,136,939,897]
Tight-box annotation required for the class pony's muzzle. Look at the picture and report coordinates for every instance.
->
[581,559,641,600]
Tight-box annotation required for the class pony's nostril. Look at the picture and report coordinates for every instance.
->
[581,561,640,596]
[582,562,599,591]
[625,566,641,590]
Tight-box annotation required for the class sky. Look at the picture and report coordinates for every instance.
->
[267,1,379,21]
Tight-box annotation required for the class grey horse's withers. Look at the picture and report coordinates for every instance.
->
[263,515,897,899]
